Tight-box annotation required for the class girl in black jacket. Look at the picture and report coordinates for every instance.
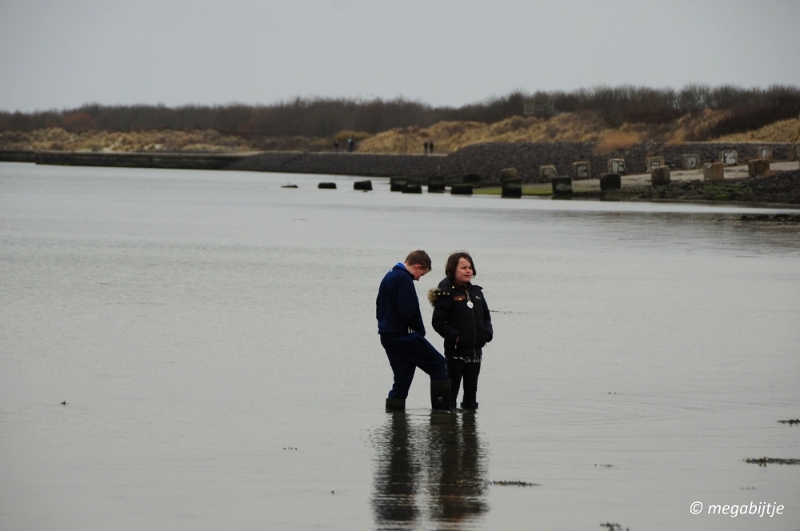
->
[429,252,493,410]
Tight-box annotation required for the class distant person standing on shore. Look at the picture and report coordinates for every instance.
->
[348,138,354,152]
[334,140,339,153]
[429,251,492,410]
[429,141,434,154]
[377,250,451,411]
[424,141,429,155]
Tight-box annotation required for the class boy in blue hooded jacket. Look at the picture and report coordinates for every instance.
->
[376,250,450,411]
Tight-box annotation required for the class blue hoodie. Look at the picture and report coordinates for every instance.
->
[376,263,426,336]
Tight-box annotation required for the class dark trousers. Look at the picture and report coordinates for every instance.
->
[447,358,481,407]
[381,333,448,399]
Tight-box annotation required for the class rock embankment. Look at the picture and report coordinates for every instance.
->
[446,141,795,182]
[747,170,800,204]
[580,170,800,205]
[229,141,796,184]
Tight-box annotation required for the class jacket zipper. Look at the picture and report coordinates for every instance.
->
[466,288,477,357]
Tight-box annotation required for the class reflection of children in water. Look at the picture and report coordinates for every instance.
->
[371,412,487,529]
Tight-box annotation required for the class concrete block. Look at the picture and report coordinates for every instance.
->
[538,165,557,181]
[318,182,336,189]
[402,183,423,193]
[757,147,773,162]
[703,162,724,181]
[390,177,407,191]
[600,173,621,190]
[427,176,445,193]
[463,174,481,185]
[681,154,700,169]
[646,156,665,171]
[501,179,522,198]
[552,176,573,194]
[720,150,738,166]
[747,158,770,177]
[651,166,671,186]
[499,168,518,182]
[607,158,626,174]
[572,161,591,180]
[451,183,473,195]
[353,180,373,191]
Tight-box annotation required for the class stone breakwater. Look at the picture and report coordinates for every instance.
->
[2,142,796,184]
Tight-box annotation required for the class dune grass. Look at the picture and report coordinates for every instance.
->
[2,109,797,154]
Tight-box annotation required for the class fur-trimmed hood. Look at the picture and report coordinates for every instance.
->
[427,279,481,307]
[427,287,449,307]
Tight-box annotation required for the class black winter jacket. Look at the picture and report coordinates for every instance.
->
[429,277,493,359]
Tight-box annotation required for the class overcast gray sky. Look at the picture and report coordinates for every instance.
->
[1,0,799,112]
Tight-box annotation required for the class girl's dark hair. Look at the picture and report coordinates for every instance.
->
[445,251,476,281]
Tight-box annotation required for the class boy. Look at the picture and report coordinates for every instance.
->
[376,250,450,411]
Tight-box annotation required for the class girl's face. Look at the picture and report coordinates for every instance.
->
[454,257,474,285]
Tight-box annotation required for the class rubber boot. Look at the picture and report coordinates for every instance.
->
[385,397,405,411]
[460,401,478,410]
[430,379,452,411]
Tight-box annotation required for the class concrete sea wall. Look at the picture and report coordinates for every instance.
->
[0,150,250,170]
[226,151,447,179]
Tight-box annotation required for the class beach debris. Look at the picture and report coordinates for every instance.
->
[740,486,756,490]
[486,480,540,487]
[281,184,298,188]
[282,447,299,451]
[741,214,800,222]
[778,419,799,425]
[600,523,626,531]
[594,464,613,468]
[745,457,800,467]
[60,401,67,405]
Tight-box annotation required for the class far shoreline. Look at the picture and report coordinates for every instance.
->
[2,146,799,207]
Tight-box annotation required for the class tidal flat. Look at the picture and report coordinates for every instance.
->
[1,163,799,531]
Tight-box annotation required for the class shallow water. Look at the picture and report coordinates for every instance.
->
[1,163,799,531]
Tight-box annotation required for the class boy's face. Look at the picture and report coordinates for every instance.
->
[406,263,429,281]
